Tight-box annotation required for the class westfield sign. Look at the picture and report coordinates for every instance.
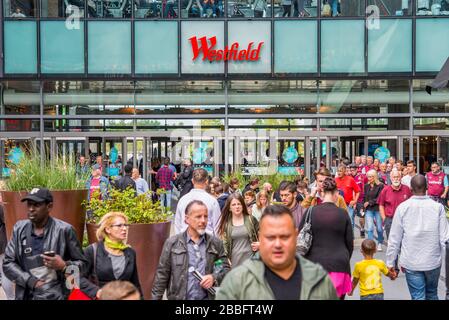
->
[189,36,264,62]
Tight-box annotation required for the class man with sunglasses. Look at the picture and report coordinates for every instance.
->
[3,188,86,300]
[152,200,230,300]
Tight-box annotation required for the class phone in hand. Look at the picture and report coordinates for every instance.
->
[43,251,56,257]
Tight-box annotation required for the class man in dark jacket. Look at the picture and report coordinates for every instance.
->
[152,200,229,300]
[113,164,137,195]
[176,159,194,199]
[2,188,87,300]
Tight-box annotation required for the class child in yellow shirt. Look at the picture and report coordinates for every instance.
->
[349,239,396,300]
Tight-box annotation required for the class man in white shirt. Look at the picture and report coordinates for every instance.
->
[174,168,221,236]
[386,174,449,300]
[131,168,149,195]
[401,159,417,188]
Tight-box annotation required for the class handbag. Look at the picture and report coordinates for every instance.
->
[296,206,313,256]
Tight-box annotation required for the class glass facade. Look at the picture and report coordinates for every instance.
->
[2,1,449,177]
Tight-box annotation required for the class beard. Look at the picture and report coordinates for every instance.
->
[392,181,401,187]
[196,228,207,236]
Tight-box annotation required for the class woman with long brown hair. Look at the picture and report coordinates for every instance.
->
[218,193,259,268]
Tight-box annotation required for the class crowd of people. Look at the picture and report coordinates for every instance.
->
[1,153,449,301]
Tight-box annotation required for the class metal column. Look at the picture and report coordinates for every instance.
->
[133,138,137,168]
[122,137,127,174]
[213,136,220,177]
[234,136,241,174]
[143,138,148,180]
[0,140,4,179]
[84,137,89,161]
[315,138,321,170]
[305,136,311,180]
[417,138,420,173]
[325,137,331,169]
[437,136,441,164]
[398,136,404,162]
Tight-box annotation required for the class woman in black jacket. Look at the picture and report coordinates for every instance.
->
[81,212,142,299]
[299,177,353,300]
[363,169,385,252]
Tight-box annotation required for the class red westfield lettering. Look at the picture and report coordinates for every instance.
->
[189,36,264,62]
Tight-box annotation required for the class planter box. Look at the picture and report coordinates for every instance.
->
[1,189,88,242]
[86,221,171,300]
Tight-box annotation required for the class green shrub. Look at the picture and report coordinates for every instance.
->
[84,187,173,225]
[5,149,89,191]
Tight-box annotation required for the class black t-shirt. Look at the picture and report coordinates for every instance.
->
[264,259,302,300]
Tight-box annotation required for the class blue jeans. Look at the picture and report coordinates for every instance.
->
[161,190,172,210]
[360,293,384,300]
[404,267,441,300]
[365,210,384,244]
[348,206,355,229]
[330,0,338,16]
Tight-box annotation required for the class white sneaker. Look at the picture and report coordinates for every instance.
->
[377,243,383,252]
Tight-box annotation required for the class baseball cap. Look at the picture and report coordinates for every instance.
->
[21,188,53,203]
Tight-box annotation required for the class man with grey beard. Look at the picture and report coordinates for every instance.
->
[152,200,230,300]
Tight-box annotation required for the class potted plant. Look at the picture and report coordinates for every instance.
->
[84,187,173,300]
[1,150,89,242]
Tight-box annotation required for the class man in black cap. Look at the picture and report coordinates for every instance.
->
[2,188,87,300]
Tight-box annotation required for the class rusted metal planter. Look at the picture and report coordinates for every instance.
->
[1,189,88,242]
[86,221,171,300]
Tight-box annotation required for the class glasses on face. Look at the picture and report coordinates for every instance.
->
[111,223,130,229]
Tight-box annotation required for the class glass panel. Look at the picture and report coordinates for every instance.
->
[181,0,224,17]
[4,0,37,17]
[273,0,318,17]
[227,0,272,18]
[135,0,179,18]
[321,20,365,73]
[41,21,84,74]
[416,19,449,72]
[227,21,271,74]
[320,117,410,130]
[274,20,317,73]
[41,0,84,17]
[229,118,316,130]
[3,81,40,118]
[136,119,224,130]
[416,0,449,15]
[318,80,409,114]
[135,21,178,74]
[413,79,449,113]
[413,118,449,130]
[181,21,225,74]
[228,80,318,113]
[440,137,449,170]
[368,19,412,72]
[88,21,131,74]
[320,0,364,17]
[4,21,37,74]
[88,0,131,17]
[1,119,40,131]
[367,0,412,15]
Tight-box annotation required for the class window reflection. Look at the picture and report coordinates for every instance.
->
[181,0,224,17]
[4,0,37,17]
[321,0,364,17]
[227,0,272,17]
[135,0,179,18]
[416,0,449,15]
[367,0,412,16]
[87,0,131,17]
[275,0,317,17]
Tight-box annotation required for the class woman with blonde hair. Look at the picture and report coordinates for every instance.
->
[251,190,270,221]
[218,193,259,268]
[363,170,385,251]
[80,212,142,299]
